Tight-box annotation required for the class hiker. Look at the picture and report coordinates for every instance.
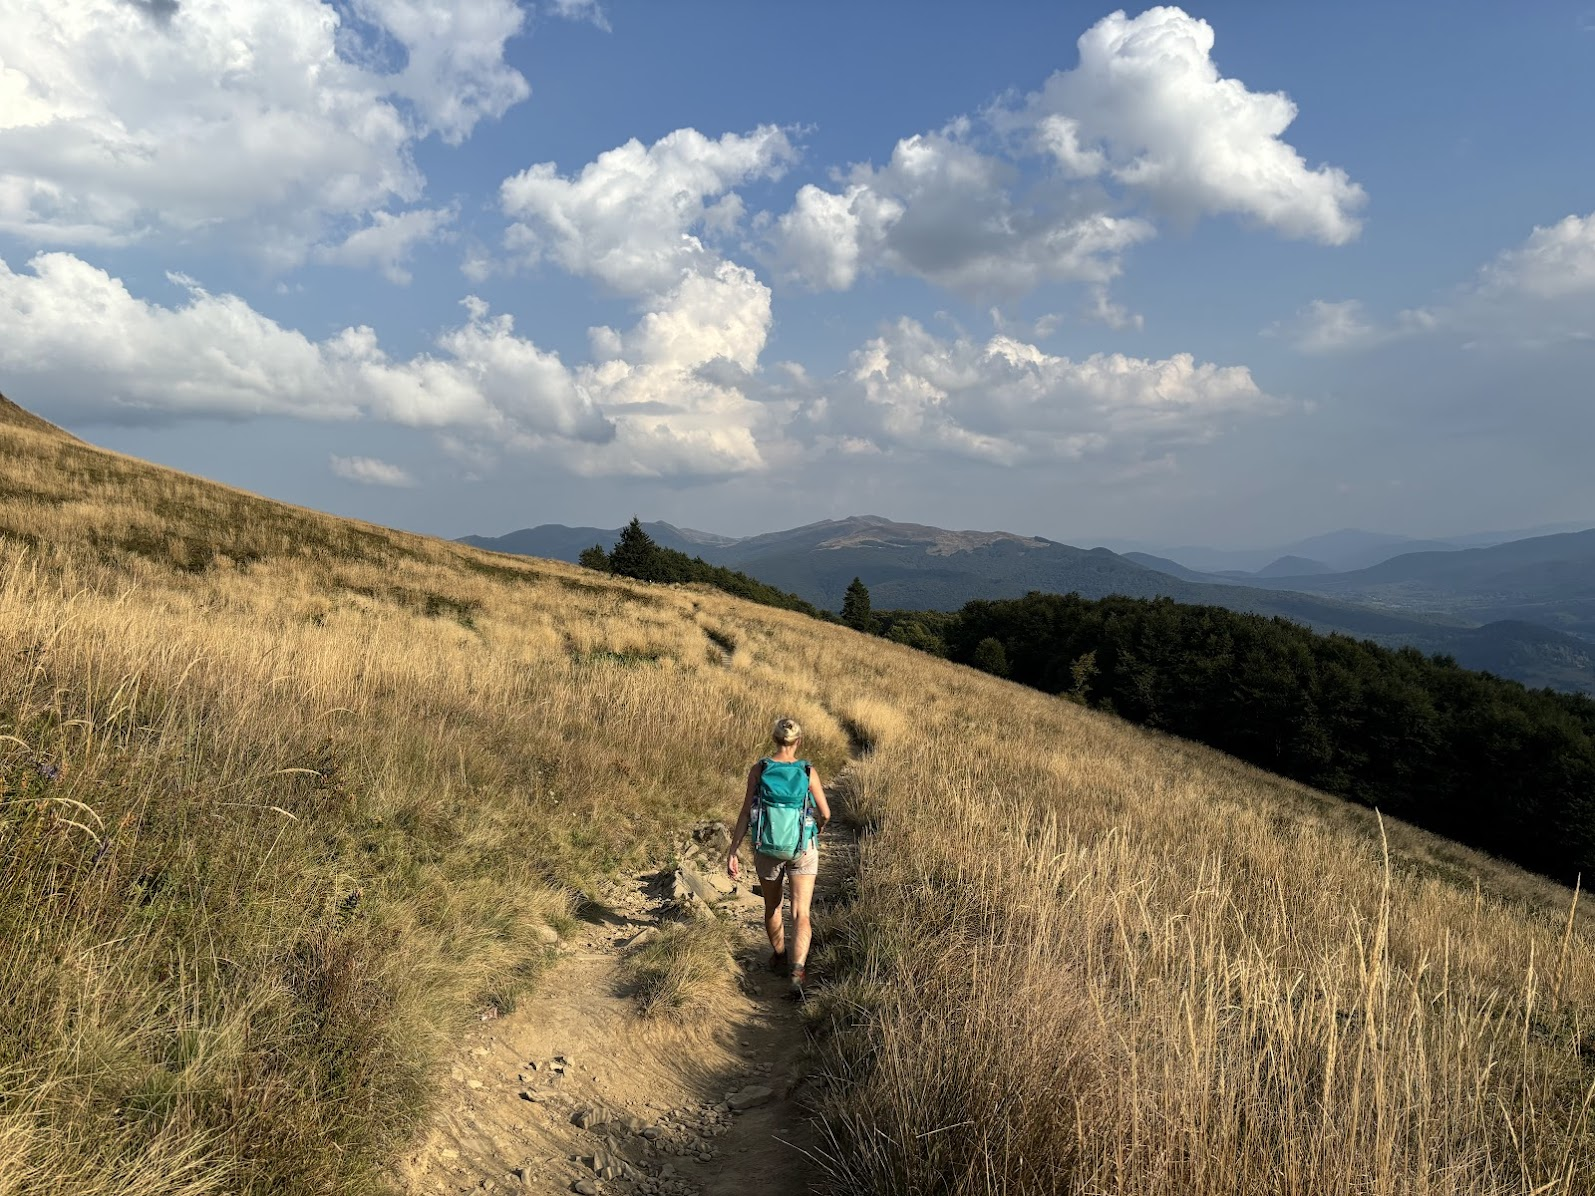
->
[726,717,831,997]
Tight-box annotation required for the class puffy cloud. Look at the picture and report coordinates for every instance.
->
[1478,212,1595,301]
[767,7,1360,298]
[802,317,1274,466]
[488,126,801,477]
[769,126,1153,297]
[0,0,527,262]
[0,251,611,444]
[500,125,795,295]
[0,246,776,479]
[352,0,529,145]
[315,206,456,283]
[330,455,415,486]
[1025,6,1365,243]
[571,261,775,478]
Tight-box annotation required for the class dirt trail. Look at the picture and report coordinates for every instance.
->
[396,792,858,1196]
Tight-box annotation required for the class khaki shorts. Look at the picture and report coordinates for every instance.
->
[754,846,818,884]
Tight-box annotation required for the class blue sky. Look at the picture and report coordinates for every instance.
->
[2,1,1593,548]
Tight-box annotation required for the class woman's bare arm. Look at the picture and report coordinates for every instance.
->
[810,770,831,828]
[726,763,761,877]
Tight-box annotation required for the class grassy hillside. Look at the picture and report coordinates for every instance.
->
[3,397,1593,1194]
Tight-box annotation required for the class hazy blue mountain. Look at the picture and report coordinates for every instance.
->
[1113,522,1595,577]
[1126,529,1424,574]
[1121,551,1216,581]
[1443,520,1594,547]
[1226,527,1595,634]
[1255,555,1334,577]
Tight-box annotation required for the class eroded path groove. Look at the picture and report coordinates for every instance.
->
[397,783,859,1196]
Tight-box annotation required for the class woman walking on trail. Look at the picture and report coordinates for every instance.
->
[726,717,831,998]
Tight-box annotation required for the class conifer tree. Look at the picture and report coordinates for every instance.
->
[841,576,877,633]
[608,517,661,581]
[577,543,611,572]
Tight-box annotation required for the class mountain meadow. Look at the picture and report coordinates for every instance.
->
[4,394,1595,1195]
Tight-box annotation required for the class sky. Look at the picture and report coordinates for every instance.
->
[2,1,1593,549]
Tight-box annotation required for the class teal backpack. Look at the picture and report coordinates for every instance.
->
[752,759,816,860]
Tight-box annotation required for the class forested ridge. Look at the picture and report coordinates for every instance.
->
[936,592,1595,883]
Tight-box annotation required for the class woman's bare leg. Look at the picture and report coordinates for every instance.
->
[760,874,785,956]
[788,873,816,969]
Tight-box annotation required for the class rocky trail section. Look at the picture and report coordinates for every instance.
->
[398,807,858,1196]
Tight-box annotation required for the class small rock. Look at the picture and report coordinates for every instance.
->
[641,1126,661,1140]
[467,1079,484,1090]
[572,1109,594,1129]
[727,1086,774,1112]
[537,924,560,944]
[625,927,660,950]
[518,1090,543,1103]
[572,1183,598,1196]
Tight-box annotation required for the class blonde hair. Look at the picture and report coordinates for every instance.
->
[771,717,802,746]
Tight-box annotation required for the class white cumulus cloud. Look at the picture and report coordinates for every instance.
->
[769,125,1154,298]
[0,247,779,480]
[315,205,456,283]
[0,0,527,265]
[1024,6,1366,244]
[488,126,807,478]
[767,6,1362,299]
[1478,212,1595,301]
[0,251,611,445]
[500,125,796,296]
[570,261,774,478]
[801,317,1275,466]
[330,454,415,486]
[353,0,529,145]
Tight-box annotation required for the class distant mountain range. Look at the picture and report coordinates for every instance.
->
[461,515,1595,694]
[1184,528,1595,638]
[1109,522,1594,575]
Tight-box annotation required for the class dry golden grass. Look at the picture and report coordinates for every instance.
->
[622,919,744,1023]
[2,398,1592,1193]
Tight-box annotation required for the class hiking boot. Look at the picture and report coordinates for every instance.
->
[768,949,787,975]
[787,965,806,1002]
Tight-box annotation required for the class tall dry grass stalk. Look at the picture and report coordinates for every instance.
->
[2,404,1592,1192]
